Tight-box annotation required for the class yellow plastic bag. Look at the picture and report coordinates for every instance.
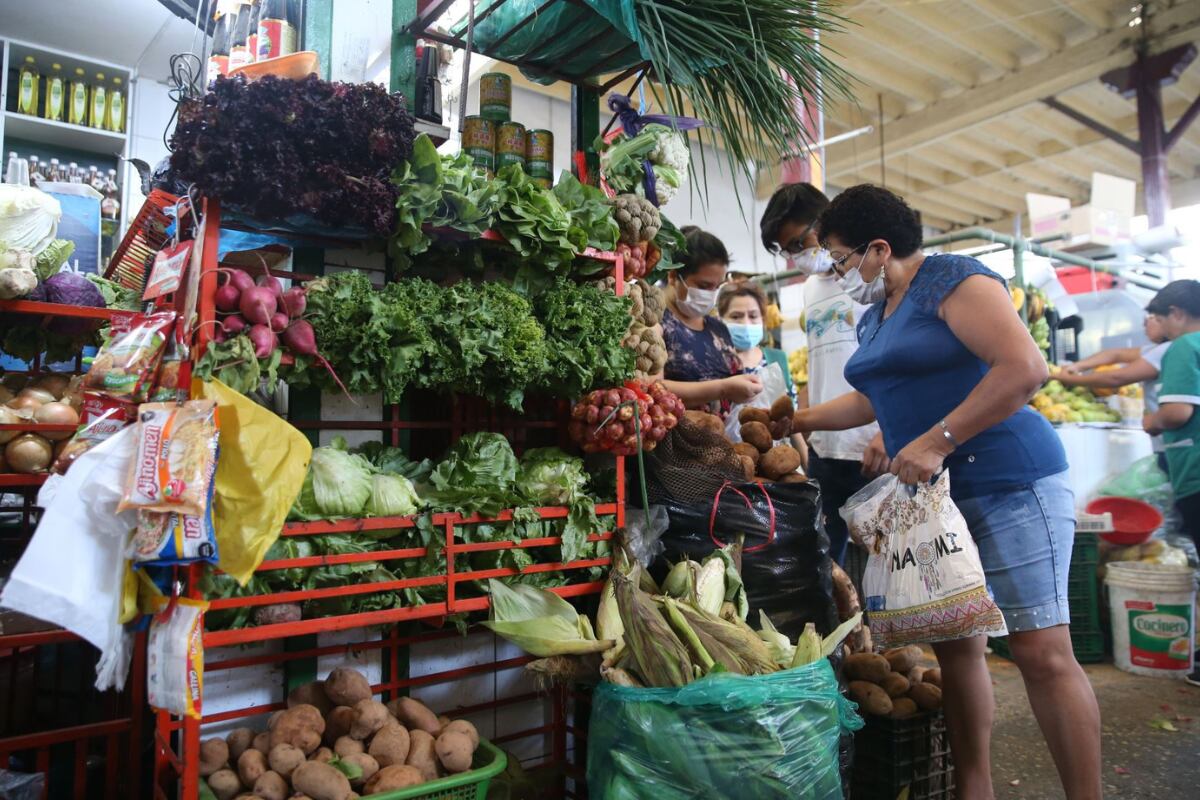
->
[194,378,312,585]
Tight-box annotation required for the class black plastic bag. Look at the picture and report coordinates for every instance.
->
[654,480,838,641]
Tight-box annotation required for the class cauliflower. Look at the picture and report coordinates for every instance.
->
[0,243,39,299]
[601,124,691,208]
[612,194,661,245]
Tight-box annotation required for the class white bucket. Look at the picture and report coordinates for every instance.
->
[1105,562,1197,678]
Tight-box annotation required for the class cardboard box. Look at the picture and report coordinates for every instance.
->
[1026,172,1136,251]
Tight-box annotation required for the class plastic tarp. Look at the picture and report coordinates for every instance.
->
[587,658,862,799]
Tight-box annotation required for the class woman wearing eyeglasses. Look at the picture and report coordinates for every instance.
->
[794,185,1100,800]
[659,226,763,412]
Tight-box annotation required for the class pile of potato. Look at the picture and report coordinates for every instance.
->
[200,667,482,800]
[845,646,943,720]
[734,396,804,483]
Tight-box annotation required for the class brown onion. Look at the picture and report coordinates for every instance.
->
[0,406,26,445]
[5,434,52,473]
[33,402,79,441]
[0,386,13,404]
[31,373,72,399]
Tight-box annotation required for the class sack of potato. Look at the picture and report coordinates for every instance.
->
[199,667,487,800]
[843,646,942,720]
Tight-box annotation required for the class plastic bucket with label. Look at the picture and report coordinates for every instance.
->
[1105,562,1196,678]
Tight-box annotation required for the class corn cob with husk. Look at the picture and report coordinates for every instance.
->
[662,556,726,615]
[482,579,614,657]
[757,611,795,668]
[789,622,822,667]
[673,600,778,675]
[614,572,694,687]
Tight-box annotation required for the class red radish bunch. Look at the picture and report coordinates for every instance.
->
[568,380,684,456]
[615,243,650,279]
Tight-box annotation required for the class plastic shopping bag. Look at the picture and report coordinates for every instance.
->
[840,471,1007,648]
[587,659,862,800]
[725,361,789,442]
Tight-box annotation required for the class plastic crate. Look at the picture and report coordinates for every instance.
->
[374,739,506,799]
[1070,630,1106,664]
[851,711,954,800]
[1072,530,1099,566]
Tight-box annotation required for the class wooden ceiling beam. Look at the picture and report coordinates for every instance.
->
[829,17,980,90]
[835,163,1005,225]
[879,2,1020,73]
[966,0,1064,58]
[1058,0,1115,31]
[824,1,1200,177]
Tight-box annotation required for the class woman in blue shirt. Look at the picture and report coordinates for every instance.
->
[794,185,1100,800]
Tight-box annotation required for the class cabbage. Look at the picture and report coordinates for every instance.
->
[0,185,61,254]
[366,473,421,517]
[290,438,374,519]
[518,447,589,506]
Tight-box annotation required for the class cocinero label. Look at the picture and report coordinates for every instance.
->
[1127,602,1193,670]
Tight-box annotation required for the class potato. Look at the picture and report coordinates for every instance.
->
[405,729,438,782]
[759,444,801,480]
[908,683,943,711]
[368,725,411,768]
[350,699,390,740]
[268,743,305,780]
[324,706,355,745]
[365,765,424,794]
[884,645,923,675]
[252,732,272,754]
[292,760,353,800]
[389,697,440,735]
[289,680,334,718]
[324,667,372,708]
[740,421,772,453]
[270,704,325,754]
[889,697,919,720]
[768,417,792,441]
[253,770,288,800]
[238,748,269,787]
[880,673,911,698]
[848,681,893,717]
[335,735,364,757]
[310,747,335,763]
[732,442,760,465]
[206,769,241,800]
[342,753,379,787]
[739,454,756,481]
[907,666,926,685]
[923,668,942,688]
[200,738,230,777]
[226,728,256,764]
[267,711,283,729]
[845,653,891,684]
[435,731,474,774]
[683,409,724,436]
[769,395,794,422]
[441,720,479,750]
[437,715,452,731]
[738,407,770,426]
[780,473,807,484]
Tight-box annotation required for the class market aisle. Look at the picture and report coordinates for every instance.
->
[988,655,1200,797]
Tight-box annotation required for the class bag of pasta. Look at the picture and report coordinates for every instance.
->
[119,400,219,517]
[83,311,175,403]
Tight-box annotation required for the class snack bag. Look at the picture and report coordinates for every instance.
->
[129,475,219,567]
[146,597,207,720]
[119,400,219,517]
[51,392,137,474]
[83,312,176,403]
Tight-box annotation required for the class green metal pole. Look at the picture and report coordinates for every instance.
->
[392,0,418,102]
[572,85,601,183]
[303,0,335,80]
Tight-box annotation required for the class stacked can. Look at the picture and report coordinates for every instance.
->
[479,73,512,122]
[463,116,496,176]
[496,121,527,172]
[526,129,554,188]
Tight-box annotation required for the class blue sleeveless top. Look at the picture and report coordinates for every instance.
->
[843,254,1067,500]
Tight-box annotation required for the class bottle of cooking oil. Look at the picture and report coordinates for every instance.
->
[67,68,89,126]
[16,56,40,116]
[42,63,65,121]
[88,72,107,129]
[107,76,126,133]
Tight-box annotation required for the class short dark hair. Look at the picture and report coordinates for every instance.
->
[717,282,768,317]
[760,182,830,253]
[816,184,923,258]
[677,226,730,277]
[1147,279,1200,317]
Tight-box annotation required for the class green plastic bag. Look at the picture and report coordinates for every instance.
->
[1099,455,1173,510]
[586,659,862,799]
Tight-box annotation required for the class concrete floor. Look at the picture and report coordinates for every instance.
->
[988,655,1200,798]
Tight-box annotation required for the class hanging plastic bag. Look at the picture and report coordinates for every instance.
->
[194,378,312,584]
[147,597,208,720]
[587,659,861,800]
[841,471,1007,648]
[725,361,789,442]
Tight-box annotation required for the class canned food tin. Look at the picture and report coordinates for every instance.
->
[496,121,527,171]
[532,176,553,190]
[527,161,553,180]
[462,115,496,170]
[526,129,553,163]
[479,72,512,122]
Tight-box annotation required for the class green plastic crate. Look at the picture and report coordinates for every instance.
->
[1072,531,1099,565]
[372,739,506,800]
[1070,631,1106,664]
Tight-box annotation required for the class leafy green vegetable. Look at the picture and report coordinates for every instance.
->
[194,336,282,395]
[34,239,75,281]
[353,441,433,483]
[290,437,376,519]
[492,165,584,293]
[86,273,142,310]
[553,171,619,252]
[517,447,590,507]
[366,473,421,517]
[427,433,519,517]
[535,279,634,398]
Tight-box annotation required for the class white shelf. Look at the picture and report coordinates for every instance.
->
[416,119,450,144]
[3,112,127,156]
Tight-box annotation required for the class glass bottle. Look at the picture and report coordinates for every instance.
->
[48,158,61,182]
[258,0,298,60]
[246,0,262,64]
[101,171,121,221]
[208,8,233,83]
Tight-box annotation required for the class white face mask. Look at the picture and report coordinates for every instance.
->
[786,247,832,275]
[677,284,720,317]
[839,249,887,304]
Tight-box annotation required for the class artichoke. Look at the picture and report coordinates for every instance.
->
[611,194,662,245]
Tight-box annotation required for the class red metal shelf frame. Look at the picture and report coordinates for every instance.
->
[154,198,627,800]
[0,299,136,323]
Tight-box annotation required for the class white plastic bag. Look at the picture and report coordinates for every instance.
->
[840,471,1007,648]
[726,361,789,442]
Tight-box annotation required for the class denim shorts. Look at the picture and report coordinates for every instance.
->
[954,471,1075,633]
